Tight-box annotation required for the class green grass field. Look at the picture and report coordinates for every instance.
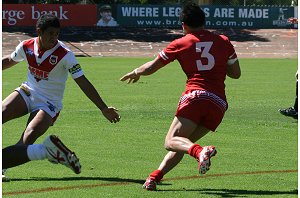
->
[2,58,298,197]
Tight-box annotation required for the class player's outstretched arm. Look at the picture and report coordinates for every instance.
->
[120,57,165,84]
[2,55,18,70]
[74,75,120,123]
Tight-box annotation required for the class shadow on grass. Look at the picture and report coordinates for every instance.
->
[4,178,297,197]
[8,176,145,184]
[158,188,298,197]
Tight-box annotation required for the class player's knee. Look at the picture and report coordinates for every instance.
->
[164,139,172,151]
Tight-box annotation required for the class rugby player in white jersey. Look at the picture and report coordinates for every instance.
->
[2,14,120,180]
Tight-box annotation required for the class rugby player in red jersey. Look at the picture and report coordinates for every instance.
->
[2,14,120,180]
[120,2,241,191]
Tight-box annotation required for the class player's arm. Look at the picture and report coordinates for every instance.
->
[120,56,165,83]
[227,60,241,79]
[74,75,120,123]
[2,55,18,70]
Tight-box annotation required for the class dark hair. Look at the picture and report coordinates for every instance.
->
[100,5,112,12]
[36,14,60,32]
[180,2,205,28]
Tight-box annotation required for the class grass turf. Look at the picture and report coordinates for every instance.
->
[2,57,298,197]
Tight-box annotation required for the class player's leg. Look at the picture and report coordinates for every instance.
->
[3,135,81,175]
[2,143,30,181]
[2,91,29,180]
[188,124,210,142]
[143,151,183,191]
[2,91,28,124]
[293,80,298,113]
[158,118,212,173]
[278,77,298,119]
[188,125,217,175]
[3,144,30,169]
[164,116,198,151]
[16,109,53,145]
[3,109,52,180]
[143,116,208,190]
[144,91,225,190]
[159,116,201,172]
[174,93,224,174]
[19,110,80,173]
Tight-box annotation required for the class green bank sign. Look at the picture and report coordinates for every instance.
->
[116,5,296,28]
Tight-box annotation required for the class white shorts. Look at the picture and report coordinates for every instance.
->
[15,82,62,118]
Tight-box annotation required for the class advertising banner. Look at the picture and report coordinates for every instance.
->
[116,5,296,29]
[2,4,97,26]
[116,5,181,27]
[2,4,297,29]
[204,6,294,28]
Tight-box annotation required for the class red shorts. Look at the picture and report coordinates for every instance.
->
[175,90,228,131]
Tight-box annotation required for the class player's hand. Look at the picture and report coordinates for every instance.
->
[101,107,120,123]
[120,70,140,84]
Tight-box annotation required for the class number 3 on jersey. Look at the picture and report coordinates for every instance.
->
[196,42,215,71]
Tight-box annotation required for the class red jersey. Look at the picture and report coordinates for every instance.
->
[158,30,237,101]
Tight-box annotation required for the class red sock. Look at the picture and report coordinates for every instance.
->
[188,144,203,160]
[149,170,163,182]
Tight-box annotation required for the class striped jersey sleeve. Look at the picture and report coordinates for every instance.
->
[157,40,178,65]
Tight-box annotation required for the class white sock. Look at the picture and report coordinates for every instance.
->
[27,144,47,161]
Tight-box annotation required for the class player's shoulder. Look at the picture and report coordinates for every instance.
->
[175,33,194,44]
[22,37,36,46]
[218,34,230,41]
[57,40,77,58]
[214,32,232,44]
[56,40,78,62]
[57,40,71,52]
[205,30,230,41]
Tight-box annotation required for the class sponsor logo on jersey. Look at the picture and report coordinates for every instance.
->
[47,101,56,112]
[68,64,82,74]
[26,49,34,56]
[29,65,49,81]
[49,55,58,65]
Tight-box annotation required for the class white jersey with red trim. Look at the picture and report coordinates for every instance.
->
[10,37,84,104]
